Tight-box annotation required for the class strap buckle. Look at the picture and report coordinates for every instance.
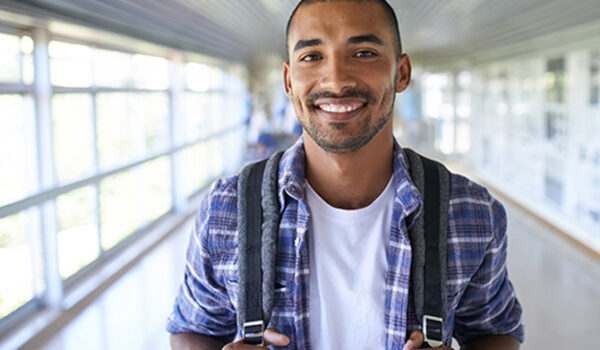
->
[243,320,264,345]
[423,315,444,348]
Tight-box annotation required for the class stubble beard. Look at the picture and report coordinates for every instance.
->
[294,83,397,155]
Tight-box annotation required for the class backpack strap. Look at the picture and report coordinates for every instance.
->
[236,151,284,344]
[404,148,450,348]
[237,147,450,346]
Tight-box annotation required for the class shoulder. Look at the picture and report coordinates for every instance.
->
[449,172,494,204]
[195,175,240,255]
[446,171,507,250]
[445,171,509,294]
[448,172,506,228]
[207,175,239,205]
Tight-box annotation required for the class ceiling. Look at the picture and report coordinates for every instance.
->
[3,0,600,67]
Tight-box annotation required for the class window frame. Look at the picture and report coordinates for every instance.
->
[0,23,249,337]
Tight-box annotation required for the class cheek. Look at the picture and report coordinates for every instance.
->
[290,68,316,96]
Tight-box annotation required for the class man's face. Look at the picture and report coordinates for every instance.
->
[284,1,411,154]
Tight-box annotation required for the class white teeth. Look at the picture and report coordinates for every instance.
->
[319,104,360,113]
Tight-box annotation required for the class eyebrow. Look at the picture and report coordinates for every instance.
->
[348,34,384,46]
[292,34,384,53]
[293,39,322,52]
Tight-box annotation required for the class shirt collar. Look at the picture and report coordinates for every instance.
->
[278,137,307,207]
[277,137,422,219]
[391,140,423,223]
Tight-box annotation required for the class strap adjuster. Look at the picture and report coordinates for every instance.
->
[423,315,444,348]
[243,320,264,345]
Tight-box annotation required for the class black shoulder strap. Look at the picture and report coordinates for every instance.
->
[236,151,284,345]
[404,148,450,348]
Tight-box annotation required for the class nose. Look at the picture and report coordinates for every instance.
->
[319,55,357,93]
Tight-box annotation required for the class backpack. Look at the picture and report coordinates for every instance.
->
[236,148,450,348]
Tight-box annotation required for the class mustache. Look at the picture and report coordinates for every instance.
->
[306,87,376,106]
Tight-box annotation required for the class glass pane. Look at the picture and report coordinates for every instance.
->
[99,170,139,250]
[56,186,99,279]
[132,54,168,90]
[0,211,36,318]
[49,41,92,88]
[94,49,132,88]
[183,93,210,142]
[181,143,209,197]
[0,94,35,206]
[96,93,137,169]
[52,94,94,183]
[0,33,20,82]
[132,93,169,154]
[206,138,223,179]
[139,157,171,222]
[185,63,224,92]
[21,36,34,85]
[22,53,34,85]
[209,93,225,134]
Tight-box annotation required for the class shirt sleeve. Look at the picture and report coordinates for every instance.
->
[166,182,237,341]
[453,197,525,345]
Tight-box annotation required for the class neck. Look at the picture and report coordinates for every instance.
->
[304,127,394,209]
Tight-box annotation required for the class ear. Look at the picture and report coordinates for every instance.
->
[395,54,412,93]
[283,61,293,99]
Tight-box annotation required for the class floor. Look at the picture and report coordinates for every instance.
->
[35,193,600,349]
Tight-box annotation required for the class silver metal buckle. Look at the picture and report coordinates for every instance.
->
[243,320,265,345]
[423,315,444,348]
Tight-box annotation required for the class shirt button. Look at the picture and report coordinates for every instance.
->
[294,237,301,247]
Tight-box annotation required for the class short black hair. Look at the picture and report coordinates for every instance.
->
[285,0,402,61]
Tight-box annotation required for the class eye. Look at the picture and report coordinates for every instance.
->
[300,53,322,62]
[354,50,378,58]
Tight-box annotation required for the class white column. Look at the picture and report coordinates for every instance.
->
[565,51,588,218]
[169,55,187,213]
[33,28,62,307]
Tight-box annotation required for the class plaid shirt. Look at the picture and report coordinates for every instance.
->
[167,137,524,348]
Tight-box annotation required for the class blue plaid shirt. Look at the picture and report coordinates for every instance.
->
[167,138,524,348]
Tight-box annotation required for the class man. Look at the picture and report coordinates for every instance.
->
[167,0,524,349]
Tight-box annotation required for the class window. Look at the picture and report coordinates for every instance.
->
[131,54,169,90]
[0,33,33,84]
[0,209,43,318]
[94,49,132,88]
[49,41,93,88]
[99,169,139,250]
[0,94,36,206]
[56,187,98,279]
[52,93,95,183]
[0,25,249,333]
[180,142,209,198]
[0,31,40,319]
[96,92,169,169]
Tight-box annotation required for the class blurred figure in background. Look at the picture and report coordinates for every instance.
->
[398,78,425,147]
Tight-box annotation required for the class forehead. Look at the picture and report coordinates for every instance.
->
[288,1,391,44]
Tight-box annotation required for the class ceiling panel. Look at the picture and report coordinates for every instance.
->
[3,0,600,66]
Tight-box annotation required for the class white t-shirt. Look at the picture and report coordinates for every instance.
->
[305,178,394,349]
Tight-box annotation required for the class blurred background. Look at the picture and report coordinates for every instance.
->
[0,0,599,349]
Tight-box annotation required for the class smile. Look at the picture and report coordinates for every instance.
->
[318,103,363,113]
[313,99,367,121]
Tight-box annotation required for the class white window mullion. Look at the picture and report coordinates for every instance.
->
[169,58,187,213]
[89,46,103,256]
[33,28,62,307]
[91,92,103,255]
